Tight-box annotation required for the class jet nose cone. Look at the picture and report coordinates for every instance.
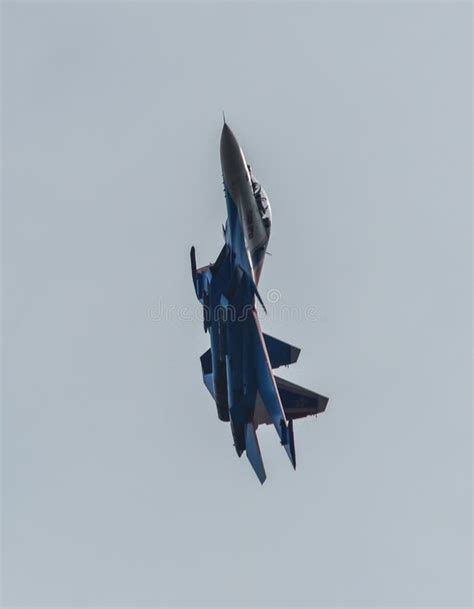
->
[220,122,247,186]
[220,122,238,157]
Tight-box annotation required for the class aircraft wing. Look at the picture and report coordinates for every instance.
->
[251,309,296,468]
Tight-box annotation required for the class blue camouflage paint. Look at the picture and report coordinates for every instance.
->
[190,122,329,483]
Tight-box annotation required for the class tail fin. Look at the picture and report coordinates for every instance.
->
[190,246,199,298]
[190,246,211,302]
[245,423,266,484]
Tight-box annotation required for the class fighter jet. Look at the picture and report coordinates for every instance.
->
[190,121,328,483]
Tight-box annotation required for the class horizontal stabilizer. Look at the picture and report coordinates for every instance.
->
[245,423,266,484]
[263,334,300,369]
[275,376,329,420]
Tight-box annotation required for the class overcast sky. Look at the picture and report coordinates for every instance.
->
[2,2,472,607]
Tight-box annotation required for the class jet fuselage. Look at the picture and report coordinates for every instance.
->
[190,122,328,483]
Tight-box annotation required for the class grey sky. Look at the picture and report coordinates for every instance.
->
[1,2,472,607]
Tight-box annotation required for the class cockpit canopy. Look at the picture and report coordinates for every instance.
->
[249,168,272,233]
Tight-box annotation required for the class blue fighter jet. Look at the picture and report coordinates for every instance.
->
[190,122,328,483]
